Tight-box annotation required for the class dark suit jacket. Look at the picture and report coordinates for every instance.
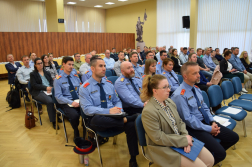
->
[53,61,59,69]
[240,58,252,70]
[140,51,146,60]
[220,58,230,74]
[5,62,22,84]
[170,57,181,73]
[30,70,53,97]
[110,53,118,61]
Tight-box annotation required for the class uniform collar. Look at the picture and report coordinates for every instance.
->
[181,81,193,90]
[62,71,74,78]
[122,74,134,81]
[90,76,106,85]
[132,63,138,68]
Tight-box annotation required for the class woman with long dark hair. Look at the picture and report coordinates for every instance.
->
[41,54,58,80]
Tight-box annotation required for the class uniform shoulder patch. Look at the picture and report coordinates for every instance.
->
[57,75,62,79]
[180,89,186,95]
[163,72,166,74]
[83,82,90,88]
[85,70,89,74]
[142,75,146,78]
[195,85,199,88]
[135,76,140,79]
[106,80,112,84]
[120,78,125,82]
[139,65,142,67]
[74,74,78,77]
[158,62,160,64]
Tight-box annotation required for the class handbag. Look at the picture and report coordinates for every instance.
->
[25,105,38,129]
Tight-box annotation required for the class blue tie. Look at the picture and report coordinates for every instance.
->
[170,72,180,85]
[129,78,140,95]
[97,83,107,108]
[191,87,210,124]
[67,76,79,100]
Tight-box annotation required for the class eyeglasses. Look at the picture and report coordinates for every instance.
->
[156,85,171,90]
[36,62,43,65]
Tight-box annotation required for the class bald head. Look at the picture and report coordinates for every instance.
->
[121,61,135,78]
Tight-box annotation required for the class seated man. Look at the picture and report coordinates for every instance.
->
[136,46,143,65]
[115,61,144,115]
[171,62,239,165]
[203,47,216,71]
[228,47,252,85]
[110,48,118,61]
[130,52,144,78]
[90,50,96,56]
[73,53,84,74]
[16,55,34,102]
[114,51,125,76]
[79,56,139,167]
[140,46,148,61]
[54,56,82,140]
[167,47,172,57]
[196,48,213,80]
[103,49,116,75]
[179,47,188,64]
[29,52,37,67]
[211,50,219,65]
[215,48,223,61]
[79,53,92,76]
[156,50,167,74]
[5,54,22,85]
[143,51,154,64]
[189,53,212,92]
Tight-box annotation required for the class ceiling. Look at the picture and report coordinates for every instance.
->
[6,0,148,9]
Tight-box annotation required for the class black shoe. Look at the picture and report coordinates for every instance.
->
[98,136,109,145]
[129,161,138,167]
[74,130,80,142]
[25,96,30,102]
[57,117,62,123]
[52,122,59,130]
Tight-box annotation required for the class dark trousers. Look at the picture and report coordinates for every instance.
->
[21,84,28,97]
[57,104,80,132]
[123,107,143,116]
[90,115,139,156]
[33,92,56,122]
[223,73,244,83]
[186,122,239,165]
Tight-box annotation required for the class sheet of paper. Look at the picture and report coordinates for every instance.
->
[213,116,231,127]
[43,91,52,96]
[222,121,231,127]
[68,99,80,107]
[221,107,242,115]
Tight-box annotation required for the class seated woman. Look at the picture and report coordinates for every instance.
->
[142,59,156,80]
[170,49,182,73]
[141,75,214,167]
[41,54,58,80]
[30,58,61,129]
[220,51,247,93]
[162,58,180,94]
[240,51,252,73]
[48,53,59,69]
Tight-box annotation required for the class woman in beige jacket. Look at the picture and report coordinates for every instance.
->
[141,75,214,167]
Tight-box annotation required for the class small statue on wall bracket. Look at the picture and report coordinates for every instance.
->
[136,9,147,42]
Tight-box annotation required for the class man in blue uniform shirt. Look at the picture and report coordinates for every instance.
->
[54,56,82,140]
[79,56,139,167]
[115,61,146,115]
[130,52,144,78]
[156,50,168,74]
[171,62,239,165]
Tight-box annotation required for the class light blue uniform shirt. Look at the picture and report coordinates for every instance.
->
[79,77,122,116]
[132,63,144,78]
[156,60,163,74]
[53,71,81,105]
[228,54,246,71]
[103,57,115,70]
[58,68,77,75]
[171,82,214,132]
[29,60,34,67]
[82,70,92,83]
[203,54,216,70]
[162,70,180,92]
[114,75,143,108]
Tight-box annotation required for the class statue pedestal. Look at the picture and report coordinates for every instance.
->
[137,41,145,51]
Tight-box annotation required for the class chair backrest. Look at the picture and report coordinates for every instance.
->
[135,114,147,146]
[208,85,223,107]
[177,74,183,84]
[107,76,119,85]
[220,81,234,100]
[201,91,210,108]
[51,87,58,105]
[231,77,242,94]
[105,70,113,77]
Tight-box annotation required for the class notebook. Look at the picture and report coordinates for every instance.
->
[171,137,204,161]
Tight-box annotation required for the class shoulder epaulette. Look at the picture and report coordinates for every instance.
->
[135,76,140,79]
[57,75,62,80]
[158,62,161,64]
[74,74,78,77]
[163,72,166,74]
[195,85,199,88]
[85,70,89,74]
[83,82,90,88]
[180,89,185,95]
[142,75,146,78]
[106,80,112,84]
[120,78,125,82]
[139,65,142,67]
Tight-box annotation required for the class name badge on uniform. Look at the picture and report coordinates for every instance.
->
[126,83,131,85]
[62,82,67,84]
[91,90,98,94]
[188,96,193,100]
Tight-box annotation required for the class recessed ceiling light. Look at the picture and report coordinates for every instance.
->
[118,0,128,1]
[67,2,76,4]
[79,0,85,1]
[94,5,103,7]
[105,2,115,5]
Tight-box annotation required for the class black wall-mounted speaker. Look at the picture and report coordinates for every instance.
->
[182,16,190,29]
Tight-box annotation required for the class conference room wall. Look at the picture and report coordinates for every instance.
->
[0,32,135,62]
[106,0,157,48]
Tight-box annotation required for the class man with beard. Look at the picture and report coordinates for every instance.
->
[115,62,146,115]
[171,62,239,166]
[79,56,139,167]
